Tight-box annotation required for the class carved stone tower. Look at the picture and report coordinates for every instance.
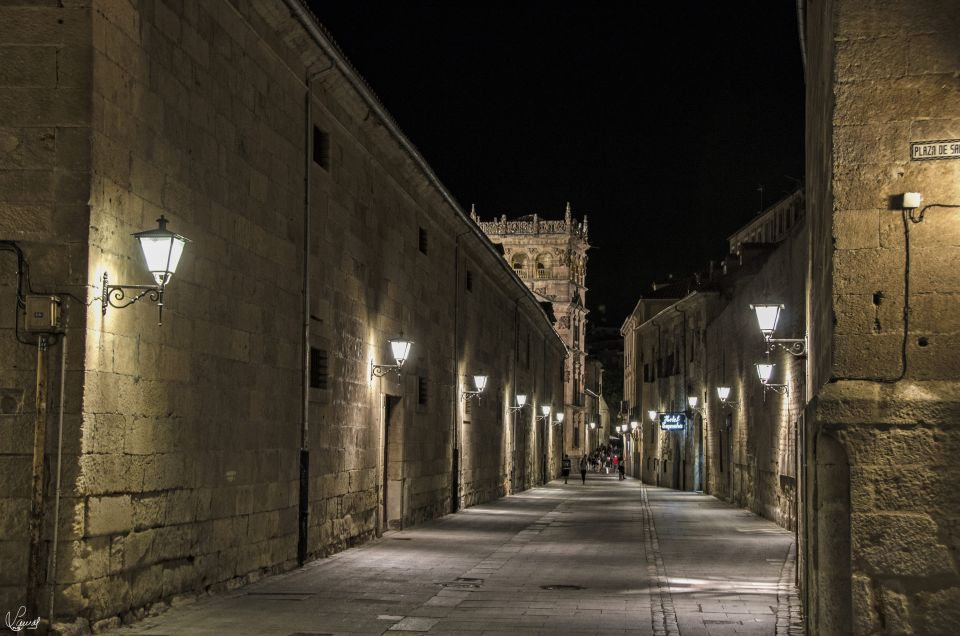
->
[474,203,590,456]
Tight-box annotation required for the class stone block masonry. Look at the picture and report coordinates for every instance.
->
[0,0,565,629]
[805,0,960,632]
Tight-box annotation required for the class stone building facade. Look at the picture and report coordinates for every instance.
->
[0,0,565,629]
[804,0,960,632]
[622,189,806,553]
[476,205,591,457]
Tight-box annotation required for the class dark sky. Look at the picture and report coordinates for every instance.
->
[307,1,805,326]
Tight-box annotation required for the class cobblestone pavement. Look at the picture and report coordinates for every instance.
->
[110,475,801,635]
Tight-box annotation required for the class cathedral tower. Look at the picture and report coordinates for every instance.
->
[475,203,591,456]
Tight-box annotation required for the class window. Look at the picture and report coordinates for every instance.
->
[309,347,328,389]
[466,270,473,292]
[418,227,428,254]
[535,254,552,279]
[510,253,528,278]
[418,375,429,406]
[312,126,329,169]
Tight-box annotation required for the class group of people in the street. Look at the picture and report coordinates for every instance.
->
[561,445,626,484]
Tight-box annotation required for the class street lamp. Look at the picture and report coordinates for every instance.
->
[537,404,552,421]
[461,374,488,401]
[371,335,413,379]
[101,215,191,325]
[555,412,565,425]
[755,362,787,394]
[647,409,658,422]
[716,386,739,407]
[750,303,807,356]
[509,393,527,412]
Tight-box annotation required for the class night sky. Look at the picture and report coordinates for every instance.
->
[307,1,805,326]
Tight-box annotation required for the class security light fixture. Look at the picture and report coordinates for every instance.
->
[371,335,413,379]
[461,373,488,401]
[750,303,807,356]
[755,362,787,394]
[716,386,739,408]
[509,393,527,412]
[101,215,190,325]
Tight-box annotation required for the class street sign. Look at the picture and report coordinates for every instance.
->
[910,139,960,161]
[659,413,686,431]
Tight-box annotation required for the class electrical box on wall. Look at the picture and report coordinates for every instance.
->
[24,295,61,333]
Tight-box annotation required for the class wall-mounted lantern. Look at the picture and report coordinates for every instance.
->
[755,362,787,394]
[537,404,552,421]
[716,386,739,408]
[686,396,704,414]
[554,412,565,426]
[589,421,596,430]
[647,409,658,422]
[750,303,807,356]
[101,215,190,325]
[630,420,639,431]
[371,335,413,379]
[509,393,527,412]
[461,374,488,401]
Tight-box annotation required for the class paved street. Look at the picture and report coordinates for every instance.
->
[111,476,802,635]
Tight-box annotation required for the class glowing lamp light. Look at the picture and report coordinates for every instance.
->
[541,405,551,417]
[555,413,564,423]
[134,216,190,287]
[630,421,638,430]
[589,421,596,430]
[371,335,413,379]
[717,386,732,402]
[750,303,783,338]
[516,394,527,407]
[687,396,698,409]
[101,215,191,325]
[620,424,628,432]
[473,374,488,393]
[756,363,775,384]
[648,410,658,422]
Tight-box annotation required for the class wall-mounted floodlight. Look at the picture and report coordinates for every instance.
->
[102,215,190,325]
[462,374,488,401]
[755,362,787,394]
[750,303,807,356]
[716,386,739,408]
[509,393,527,412]
[371,336,413,379]
[537,404,552,421]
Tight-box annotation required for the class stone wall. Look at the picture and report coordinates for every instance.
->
[805,0,960,632]
[0,0,565,628]
[0,1,92,616]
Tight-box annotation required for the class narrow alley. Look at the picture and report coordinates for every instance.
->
[110,476,801,635]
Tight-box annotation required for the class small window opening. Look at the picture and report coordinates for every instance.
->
[418,227,428,255]
[418,376,429,406]
[313,126,329,169]
[309,347,328,389]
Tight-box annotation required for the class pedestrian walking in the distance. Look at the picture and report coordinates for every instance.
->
[561,454,571,484]
[618,456,625,480]
[579,455,588,484]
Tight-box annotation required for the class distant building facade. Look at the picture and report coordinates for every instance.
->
[475,205,591,456]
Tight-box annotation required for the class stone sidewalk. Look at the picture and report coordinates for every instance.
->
[109,475,802,635]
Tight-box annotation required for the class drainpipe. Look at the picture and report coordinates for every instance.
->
[47,332,67,621]
[298,62,333,566]
[25,336,48,618]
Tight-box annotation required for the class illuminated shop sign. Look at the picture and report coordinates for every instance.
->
[659,413,686,431]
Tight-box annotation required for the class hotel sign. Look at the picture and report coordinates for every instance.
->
[659,413,686,431]
[910,139,960,161]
